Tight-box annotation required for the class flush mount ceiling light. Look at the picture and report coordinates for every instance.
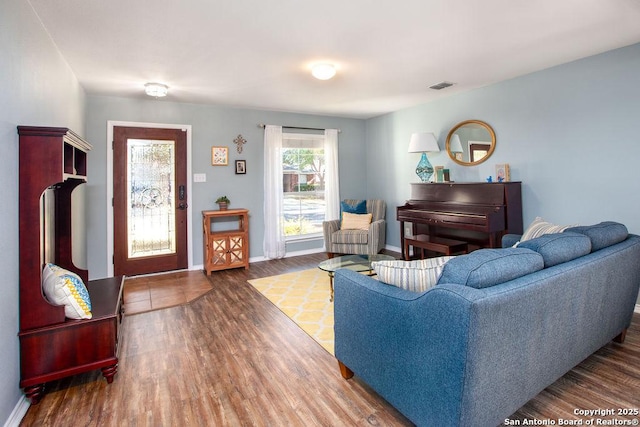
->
[144,82,169,97]
[311,63,337,80]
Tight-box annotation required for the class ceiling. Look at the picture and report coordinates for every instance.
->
[29,0,640,119]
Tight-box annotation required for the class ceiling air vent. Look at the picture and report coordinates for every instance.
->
[429,81,455,90]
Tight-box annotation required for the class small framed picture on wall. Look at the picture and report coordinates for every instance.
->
[235,160,246,174]
[212,146,228,166]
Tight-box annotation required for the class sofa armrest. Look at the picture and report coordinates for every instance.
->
[333,269,479,426]
[322,219,340,244]
[502,233,521,248]
[368,219,386,252]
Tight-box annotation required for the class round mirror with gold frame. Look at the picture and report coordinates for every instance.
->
[446,120,496,166]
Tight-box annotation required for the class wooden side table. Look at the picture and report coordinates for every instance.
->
[404,234,468,260]
[202,209,249,274]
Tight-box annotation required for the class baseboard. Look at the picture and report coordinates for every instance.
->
[249,247,325,263]
[384,244,401,254]
[635,304,640,314]
[3,395,29,427]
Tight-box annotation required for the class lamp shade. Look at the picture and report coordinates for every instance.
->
[450,134,463,153]
[408,132,440,153]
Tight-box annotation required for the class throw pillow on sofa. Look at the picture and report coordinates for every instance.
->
[42,263,93,320]
[438,248,544,289]
[514,216,577,247]
[373,256,455,293]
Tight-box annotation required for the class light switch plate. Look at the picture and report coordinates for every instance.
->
[193,173,206,183]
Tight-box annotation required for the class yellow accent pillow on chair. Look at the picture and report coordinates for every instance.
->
[341,212,373,230]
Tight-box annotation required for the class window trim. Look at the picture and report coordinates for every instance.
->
[281,132,326,239]
[285,232,324,243]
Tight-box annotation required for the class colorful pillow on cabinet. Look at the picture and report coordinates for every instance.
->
[42,263,92,320]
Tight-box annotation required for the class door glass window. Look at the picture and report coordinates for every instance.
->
[127,139,176,258]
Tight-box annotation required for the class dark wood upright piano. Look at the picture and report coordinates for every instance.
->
[397,182,523,258]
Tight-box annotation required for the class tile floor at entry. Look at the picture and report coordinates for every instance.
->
[123,270,213,315]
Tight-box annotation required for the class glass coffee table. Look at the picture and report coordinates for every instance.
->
[318,254,395,301]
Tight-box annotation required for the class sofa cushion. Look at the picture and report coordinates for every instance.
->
[502,234,521,248]
[341,212,372,230]
[518,216,576,244]
[42,263,92,320]
[372,256,456,293]
[517,232,591,267]
[437,248,544,289]
[565,221,628,251]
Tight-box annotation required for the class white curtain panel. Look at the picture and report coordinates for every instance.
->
[324,129,340,221]
[263,125,286,259]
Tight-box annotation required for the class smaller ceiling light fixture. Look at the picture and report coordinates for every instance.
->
[311,63,336,80]
[144,82,169,97]
[408,132,440,182]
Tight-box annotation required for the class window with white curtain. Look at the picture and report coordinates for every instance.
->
[282,133,326,238]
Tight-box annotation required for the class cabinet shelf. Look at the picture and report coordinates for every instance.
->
[207,229,245,237]
[63,141,88,176]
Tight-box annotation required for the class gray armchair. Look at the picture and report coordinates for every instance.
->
[323,199,386,258]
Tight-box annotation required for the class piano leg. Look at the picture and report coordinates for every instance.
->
[489,232,504,248]
[400,221,407,260]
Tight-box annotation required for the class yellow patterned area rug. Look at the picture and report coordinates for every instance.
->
[248,268,334,355]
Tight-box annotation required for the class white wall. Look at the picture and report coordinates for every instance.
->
[0,1,86,423]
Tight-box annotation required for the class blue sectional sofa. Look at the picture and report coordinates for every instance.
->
[334,222,640,427]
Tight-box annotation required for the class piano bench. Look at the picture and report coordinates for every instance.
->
[404,235,468,260]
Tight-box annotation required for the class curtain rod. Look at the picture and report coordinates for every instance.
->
[258,123,341,133]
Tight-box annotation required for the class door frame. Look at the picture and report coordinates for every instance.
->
[106,121,193,277]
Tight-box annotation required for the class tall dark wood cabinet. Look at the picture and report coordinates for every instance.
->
[17,126,125,404]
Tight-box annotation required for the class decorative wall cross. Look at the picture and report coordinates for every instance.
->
[233,134,247,153]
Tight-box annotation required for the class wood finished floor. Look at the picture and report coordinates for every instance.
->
[20,252,640,426]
